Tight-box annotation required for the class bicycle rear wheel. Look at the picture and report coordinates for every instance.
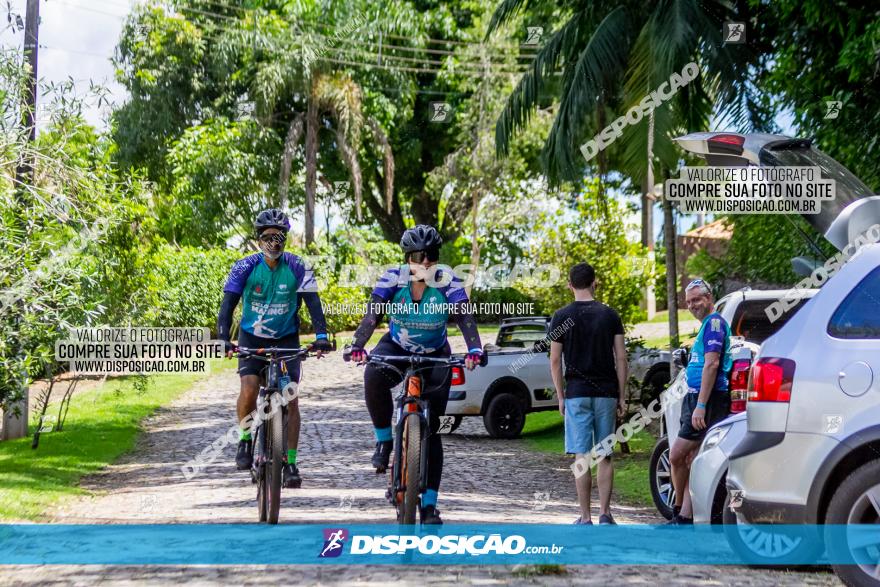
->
[399,412,422,525]
[267,403,284,524]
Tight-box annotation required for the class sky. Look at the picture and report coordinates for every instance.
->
[0,0,133,130]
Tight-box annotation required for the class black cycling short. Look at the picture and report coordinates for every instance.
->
[237,329,301,381]
[678,390,730,442]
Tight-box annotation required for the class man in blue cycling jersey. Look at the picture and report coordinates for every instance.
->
[217,209,332,489]
[668,278,732,524]
[348,225,483,525]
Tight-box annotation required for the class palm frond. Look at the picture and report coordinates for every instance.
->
[542,5,634,182]
[493,14,584,158]
[484,0,540,40]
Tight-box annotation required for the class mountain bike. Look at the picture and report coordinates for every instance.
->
[344,349,486,524]
[235,341,333,524]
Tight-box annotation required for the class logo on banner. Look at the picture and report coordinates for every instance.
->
[319,528,348,558]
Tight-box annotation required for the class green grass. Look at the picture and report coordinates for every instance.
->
[645,309,693,324]
[521,410,657,507]
[448,324,501,342]
[642,331,698,350]
[0,358,234,520]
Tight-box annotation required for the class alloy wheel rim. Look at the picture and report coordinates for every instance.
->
[655,448,676,509]
[846,482,880,578]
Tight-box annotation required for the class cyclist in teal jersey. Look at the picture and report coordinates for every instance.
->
[348,225,484,524]
[217,209,332,488]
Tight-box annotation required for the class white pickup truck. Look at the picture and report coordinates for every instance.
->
[445,316,672,438]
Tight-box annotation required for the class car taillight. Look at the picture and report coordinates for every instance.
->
[707,133,745,155]
[730,358,750,413]
[747,357,796,402]
[451,366,465,386]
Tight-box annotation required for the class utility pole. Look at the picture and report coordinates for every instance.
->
[3,0,40,441]
[16,0,40,187]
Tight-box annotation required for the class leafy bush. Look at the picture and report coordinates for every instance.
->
[517,179,655,327]
[145,245,242,330]
[687,215,837,289]
[299,281,370,335]
[470,287,536,322]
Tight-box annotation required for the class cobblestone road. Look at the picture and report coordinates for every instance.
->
[0,340,840,586]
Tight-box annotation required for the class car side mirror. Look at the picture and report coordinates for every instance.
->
[672,347,689,371]
[531,341,549,353]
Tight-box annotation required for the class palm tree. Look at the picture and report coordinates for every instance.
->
[485,0,767,346]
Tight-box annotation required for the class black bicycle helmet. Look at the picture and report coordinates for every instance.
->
[254,208,290,234]
[399,224,442,252]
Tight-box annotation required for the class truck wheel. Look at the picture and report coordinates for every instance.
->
[826,459,880,587]
[649,436,676,519]
[483,393,526,439]
[641,368,670,408]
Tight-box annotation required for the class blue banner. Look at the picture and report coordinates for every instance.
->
[0,524,875,565]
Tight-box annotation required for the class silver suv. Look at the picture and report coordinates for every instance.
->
[727,204,880,586]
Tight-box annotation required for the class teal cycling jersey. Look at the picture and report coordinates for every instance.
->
[372,265,468,353]
[685,312,733,393]
[223,252,317,339]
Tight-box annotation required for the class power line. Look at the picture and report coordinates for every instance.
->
[40,44,113,59]
[201,28,524,78]
[200,25,527,75]
[195,19,529,76]
[76,0,538,67]
[97,0,539,53]
[53,0,127,19]
[48,2,532,79]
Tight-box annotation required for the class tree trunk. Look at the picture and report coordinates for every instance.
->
[662,174,679,352]
[466,188,481,298]
[362,172,406,241]
[368,118,394,214]
[642,111,656,319]
[31,372,55,449]
[335,127,363,221]
[278,113,304,210]
[304,88,319,247]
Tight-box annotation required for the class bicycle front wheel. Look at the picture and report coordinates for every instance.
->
[399,412,422,525]
[267,403,284,524]
[256,437,268,522]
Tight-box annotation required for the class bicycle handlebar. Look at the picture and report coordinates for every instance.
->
[343,349,488,368]
[234,345,319,361]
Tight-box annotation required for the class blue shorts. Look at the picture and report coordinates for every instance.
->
[564,396,618,455]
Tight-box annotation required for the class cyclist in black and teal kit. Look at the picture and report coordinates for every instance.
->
[348,225,483,525]
[217,209,332,489]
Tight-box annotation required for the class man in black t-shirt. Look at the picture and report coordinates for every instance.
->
[549,262,627,525]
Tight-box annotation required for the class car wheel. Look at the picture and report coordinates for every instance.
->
[483,392,526,439]
[825,459,880,587]
[722,493,822,566]
[641,368,670,409]
[649,436,675,520]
